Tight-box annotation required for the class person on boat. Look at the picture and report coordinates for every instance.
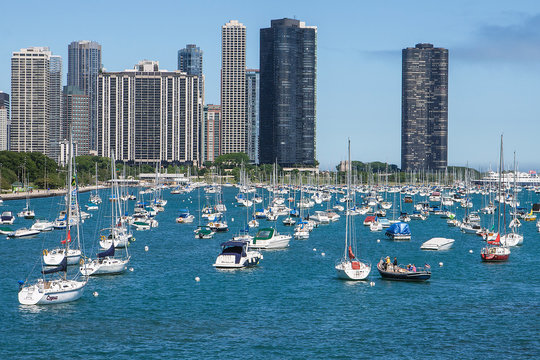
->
[407,264,411,271]
[393,257,398,267]
[385,256,391,270]
[412,264,416,272]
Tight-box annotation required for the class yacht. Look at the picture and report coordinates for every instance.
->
[249,227,291,249]
[213,240,263,269]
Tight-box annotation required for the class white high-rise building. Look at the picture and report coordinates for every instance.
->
[221,20,246,155]
[97,60,202,164]
[0,106,8,150]
[11,47,55,156]
[49,55,63,161]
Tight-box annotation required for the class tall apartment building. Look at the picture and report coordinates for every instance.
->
[401,43,448,171]
[11,47,53,156]
[63,86,90,155]
[97,60,201,164]
[49,55,63,161]
[178,44,203,77]
[0,92,9,150]
[221,20,246,155]
[259,18,317,166]
[67,40,102,152]
[202,105,220,163]
[246,69,259,164]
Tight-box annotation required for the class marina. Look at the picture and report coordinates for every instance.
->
[1,178,539,358]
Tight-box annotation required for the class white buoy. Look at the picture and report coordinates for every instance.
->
[129,267,134,272]
[369,281,375,287]
[231,218,234,222]
[321,252,325,256]
[93,291,99,297]
[144,246,149,252]
[195,276,200,282]
[377,239,380,243]
[469,249,473,254]
[439,262,443,267]
[313,248,317,251]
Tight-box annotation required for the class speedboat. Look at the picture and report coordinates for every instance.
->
[8,228,40,239]
[213,240,263,269]
[0,211,15,225]
[30,219,55,232]
[194,226,214,239]
[420,237,455,251]
[377,259,431,281]
[249,227,291,249]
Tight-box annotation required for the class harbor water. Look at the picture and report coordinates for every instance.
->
[0,187,539,359]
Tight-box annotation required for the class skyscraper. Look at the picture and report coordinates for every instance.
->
[67,40,102,152]
[202,105,221,163]
[221,20,246,155]
[63,86,90,155]
[401,43,448,171]
[0,92,9,150]
[259,18,317,167]
[178,44,203,77]
[97,60,201,164]
[49,55,63,161]
[246,69,259,164]
[11,47,52,156]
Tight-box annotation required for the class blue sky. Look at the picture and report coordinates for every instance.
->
[1,0,539,171]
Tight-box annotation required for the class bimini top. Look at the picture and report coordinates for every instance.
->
[220,240,247,248]
[386,222,411,235]
[254,228,275,240]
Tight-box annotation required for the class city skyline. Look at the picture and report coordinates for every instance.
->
[1,1,540,170]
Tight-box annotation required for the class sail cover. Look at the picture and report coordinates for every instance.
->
[41,257,67,274]
[98,244,115,258]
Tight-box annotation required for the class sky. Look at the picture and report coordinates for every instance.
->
[1,0,540,171]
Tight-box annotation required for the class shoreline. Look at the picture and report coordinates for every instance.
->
[0,185,108,201]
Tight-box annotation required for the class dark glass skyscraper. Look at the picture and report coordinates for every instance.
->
[402,43,448,171]
[178,44,203,77]
[259,18,317,167]
[67,40,102,152]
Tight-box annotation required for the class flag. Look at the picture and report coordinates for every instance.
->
[61,230,72,244]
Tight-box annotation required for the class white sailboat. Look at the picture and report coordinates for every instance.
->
[335,140,371,280]
[18,134,87,305]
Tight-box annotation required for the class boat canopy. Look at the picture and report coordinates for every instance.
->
[386,222,411,235]
[254,228,275,240]
[220,240,247,248]
[41,257,67,274]
[98,244,115,258]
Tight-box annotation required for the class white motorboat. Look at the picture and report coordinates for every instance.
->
[17,209,35,219]
[420,237,455,251]
[310,211,330,224]
[30,219,55,232]
[8,228,40,239]
[0,211,15,225]
[293,228,310,239]
[213,240,263,269]
[249,227,291,249]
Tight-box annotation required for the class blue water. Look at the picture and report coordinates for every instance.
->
[1,187,539,359]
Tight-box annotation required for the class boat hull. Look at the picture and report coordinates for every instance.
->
[335,260,371,280]
[18,280,86,305]
[377,263,431,281]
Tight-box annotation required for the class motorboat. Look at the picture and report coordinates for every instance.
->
[17,209,35,219]
[377,259,431,281]
[0,211,15,225]
[282,217,296,226]
[194,226,215,239]
[8,228,40,239]
[249,227,291,249]
[30,219,55,232]
[0,226,13,235]
[420,237,455,251]
[176,209,195,223]
[213,240,263,269]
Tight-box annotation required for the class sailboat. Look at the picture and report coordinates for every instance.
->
[500,152,523,247]
[335,140,371,280]
[90,163,102,205]
[481,135,511,262]
[18,133,87,305]
[80,155,131,276]
[17,170,35,219]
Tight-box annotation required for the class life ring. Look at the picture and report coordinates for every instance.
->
[100,235,106,241]
[43,249,48,256]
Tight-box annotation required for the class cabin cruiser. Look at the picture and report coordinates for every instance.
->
[213,240,263,269]
[249,227,291,249]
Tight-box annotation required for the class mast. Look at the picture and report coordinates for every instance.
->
[344,138,351,260]
[65,127,74,280]
[497,135,503,236]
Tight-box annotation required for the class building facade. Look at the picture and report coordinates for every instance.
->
[63,86,90,156]
[178,44,203,77]
[0,92,9,150]
[49,55,63,161]
[11,47,52,156]
[221,20,246,155]
[202,105,221,163]
[259,18,317,166]
[401,43,448,171]
[246,69,259,164]
[97,61,201,164]
[67,40,102,152]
